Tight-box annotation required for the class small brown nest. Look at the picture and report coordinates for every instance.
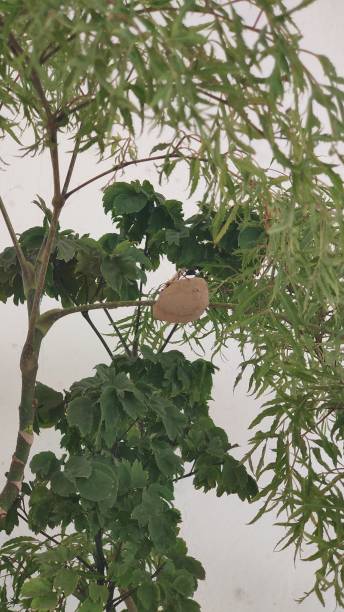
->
[152,274,209,324]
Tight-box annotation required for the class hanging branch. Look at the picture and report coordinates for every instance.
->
[0,197,27,271]
[158,324,179,353]
[81,311,113,360]
[103,308,132,358]
[62,133,81,196]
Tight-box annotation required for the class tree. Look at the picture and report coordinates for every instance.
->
[0,0,344,609]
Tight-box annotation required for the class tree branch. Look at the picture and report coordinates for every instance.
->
[94,530,107,583]
[62,134,81,196]
[17,509,93,571]
[111,565,164,609]
[158,324,179,353]
[39,33,77,64]
[27,208,60,335]
[37,300,234,334]
[196,88,264,137]
[82,311,113,360]
[64,154,207,199]
[0,196,28,272]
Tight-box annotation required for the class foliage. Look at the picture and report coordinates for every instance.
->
[1,352,257,611]
[0,183,258,611]
[1,0,344,608]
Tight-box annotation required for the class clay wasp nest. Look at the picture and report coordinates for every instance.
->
[153,274,209,324]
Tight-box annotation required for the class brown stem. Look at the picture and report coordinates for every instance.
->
[158,324,179,353]
[62,134,81,196]
[64,153,207,199]
[0,330,43,519]
[0,197,26,267]
[28,208,60,331]
[0,198,34,297]
[118,590,138,612]
[0,25,65,520]
[39,33,77,64]
[37,300,234,334]
[197,88,264,137]
[94,529,107,584]
[82,311,113,359]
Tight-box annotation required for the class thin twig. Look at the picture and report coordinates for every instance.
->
[104,308,132,357]
[94,529,107,582]
[158,324,179,353]
[39,33,77,64]
[0,197,27,271]
[174,469,197,482]
[65,154,207,200]
[197,88,264,137]
[82,311,113,359]
[62,134,81,195]
[17,509,93,571]
[111,565,164,608]
[252,8,263,29]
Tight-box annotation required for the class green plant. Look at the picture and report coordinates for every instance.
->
[1,0,344,609]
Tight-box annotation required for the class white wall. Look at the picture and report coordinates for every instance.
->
[1,1,343,610]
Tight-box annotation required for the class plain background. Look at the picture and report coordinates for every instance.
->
[1,1,344,610]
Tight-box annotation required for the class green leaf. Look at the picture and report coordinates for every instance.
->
[30,451,59,479]
[76,458,118,502]
[149,514,175,550]
[56,236,77,262]
[30,593,58,610]
[101,254,139,294]
[99,385,123,446]
[78,600,103,612]
[137,582,159,609]
[66,396,95,436]
[182,557,206,581]
[51,471,77,497]
[153,445,183,477]
[89,582,109,603]
[131,459,148,489]
[54,568,78,596]
[162,406,187,441]
[34,382,64,428]
[20,226,45,250]
[21,577,52,598]
[173,571,195,597]
[238,227,265,250]
[120,390,144,418]
[64,456,92,479]
[183,600,201,612]
[103,182,149,215]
